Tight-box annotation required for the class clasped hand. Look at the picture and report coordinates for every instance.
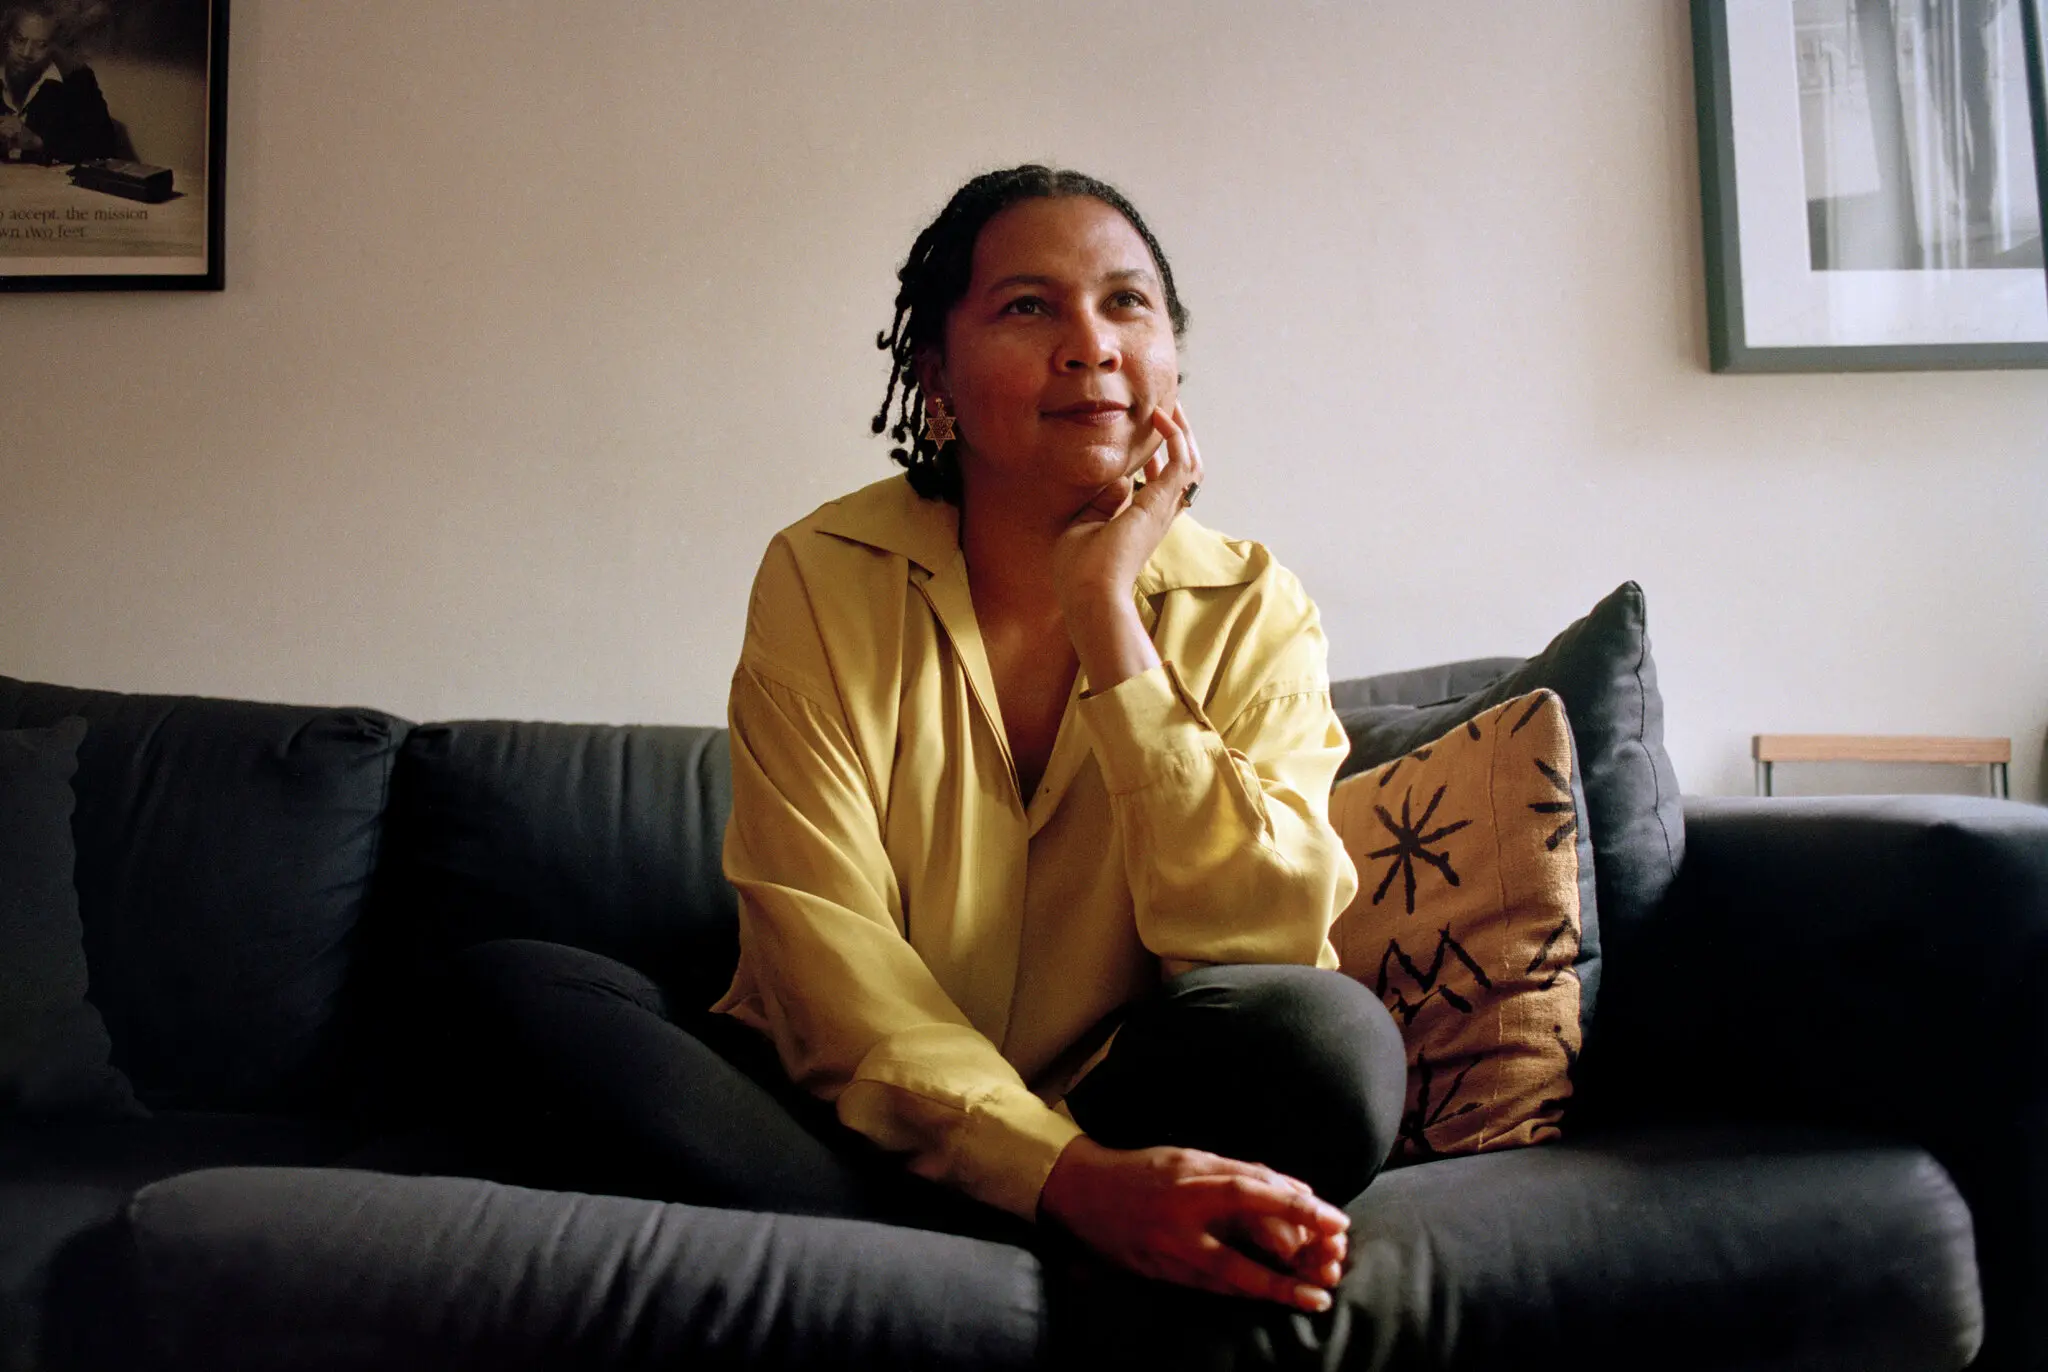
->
[1038,1136,1349,1312]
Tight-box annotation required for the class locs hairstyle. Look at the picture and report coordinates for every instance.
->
[872,165,1190,504]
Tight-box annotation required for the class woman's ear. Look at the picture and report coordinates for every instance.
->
[913,347,946,405]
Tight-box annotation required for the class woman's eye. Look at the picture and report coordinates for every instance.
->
[1110,290,1150,310]
[1001,297,1047,316]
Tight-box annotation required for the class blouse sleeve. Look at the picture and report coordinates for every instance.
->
[1076,567,1358,978]
[717,542,1083,1221]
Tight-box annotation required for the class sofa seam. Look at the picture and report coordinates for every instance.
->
[363,714,402,903]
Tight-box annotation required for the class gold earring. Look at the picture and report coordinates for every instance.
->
[926,397,956,446]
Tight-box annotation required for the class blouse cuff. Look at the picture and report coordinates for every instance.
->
[968,1091,1088,1221]
[1078,661,1218,795]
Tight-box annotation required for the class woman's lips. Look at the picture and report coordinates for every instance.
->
[1044,402,1130,426]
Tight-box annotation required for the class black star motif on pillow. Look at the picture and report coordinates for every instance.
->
[1375,745,1432,790]
[1529,757,1577,851]
[1397,1052,1479,1161]
[1366,783,1472,914]
[1523,916,1578,990]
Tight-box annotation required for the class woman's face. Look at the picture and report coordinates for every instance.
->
[931,195,1179,506]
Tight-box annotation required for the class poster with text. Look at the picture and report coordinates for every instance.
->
[0,0,225,290]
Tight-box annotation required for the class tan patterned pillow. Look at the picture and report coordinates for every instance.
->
[1329,689,1585,1164]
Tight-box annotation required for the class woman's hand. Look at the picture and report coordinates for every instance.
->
[1038,1136,1349,1312]
[1051,405,1205,692]
[1051,403,1204,609]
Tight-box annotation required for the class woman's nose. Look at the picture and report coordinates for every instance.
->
[1057,314,1120,371]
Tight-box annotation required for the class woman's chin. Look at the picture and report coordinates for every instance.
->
[963,439,1145,502]
[1051,440,1145,492]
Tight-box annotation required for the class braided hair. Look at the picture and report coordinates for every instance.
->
[872,165,1190,503]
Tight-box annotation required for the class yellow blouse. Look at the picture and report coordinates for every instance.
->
[714,474,1358,1220]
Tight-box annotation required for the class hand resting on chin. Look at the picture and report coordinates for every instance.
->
[1052,403,1208,696]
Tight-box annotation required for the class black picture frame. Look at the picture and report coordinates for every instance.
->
[2028,0,2048,233]
[1694,0,2048,372]
[0,0,228,292]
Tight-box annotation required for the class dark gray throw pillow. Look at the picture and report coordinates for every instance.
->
[0,717,142,1120]
[1334,581,1688,1017]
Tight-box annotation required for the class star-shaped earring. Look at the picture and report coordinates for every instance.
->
[926,397,956,446]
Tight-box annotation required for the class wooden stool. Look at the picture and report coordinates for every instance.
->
[1752,734,2012,798]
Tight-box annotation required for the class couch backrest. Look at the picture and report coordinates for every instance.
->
[6,661,1528,1121]
[357,663,1525,1002]
[0,675,408,1114]
[367,719,739,1012]
[1329,657,1521,710]
[364,664,1519,1002]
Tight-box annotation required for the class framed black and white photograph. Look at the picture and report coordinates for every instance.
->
[0,0,226,292]
[1694,0,2048,370]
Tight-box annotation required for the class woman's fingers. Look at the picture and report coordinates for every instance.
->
[1311,1228,1349,1266]
[1225,1220,1346,1292]
[1210,1171,1350,1235]
[1137,405,1201,518]
[1166,403,1204,490]
[1179,1235,1335,1313]
[1301,1230,1347,1286]
[1252,1215,1311,1261]
[1179,1154,1349,1239]
[1077,477,1134,523]
[1196,1153,1315,1196]
[1136,422,1170,482]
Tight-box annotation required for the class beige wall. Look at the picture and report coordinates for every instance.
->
[3,1,2044,800]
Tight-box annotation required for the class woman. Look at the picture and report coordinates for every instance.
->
[456,166,1405,1315]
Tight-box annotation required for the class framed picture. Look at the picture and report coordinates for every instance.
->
[1694,0,2048,370]
[0,0,227,292]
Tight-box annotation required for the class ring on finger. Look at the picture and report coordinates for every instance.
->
[1181,481,1200,508]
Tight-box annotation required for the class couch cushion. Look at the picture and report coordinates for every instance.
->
[111,1166,1044,1372]
[1344,1127,1980,1370]
[0,717,140,1123]
[0,1113,364,1372]
[1057,1126,1982,1372]
[372,720,739,1007]
[1329,692,1585,1164]
[359,721,739,1124]
[0,677,410,1113]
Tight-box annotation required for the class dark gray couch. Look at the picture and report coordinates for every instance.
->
[1,625,2036,1370]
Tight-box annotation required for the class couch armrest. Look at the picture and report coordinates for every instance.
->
[1585,794,2048,1125]
[1579,793,2048,1372]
